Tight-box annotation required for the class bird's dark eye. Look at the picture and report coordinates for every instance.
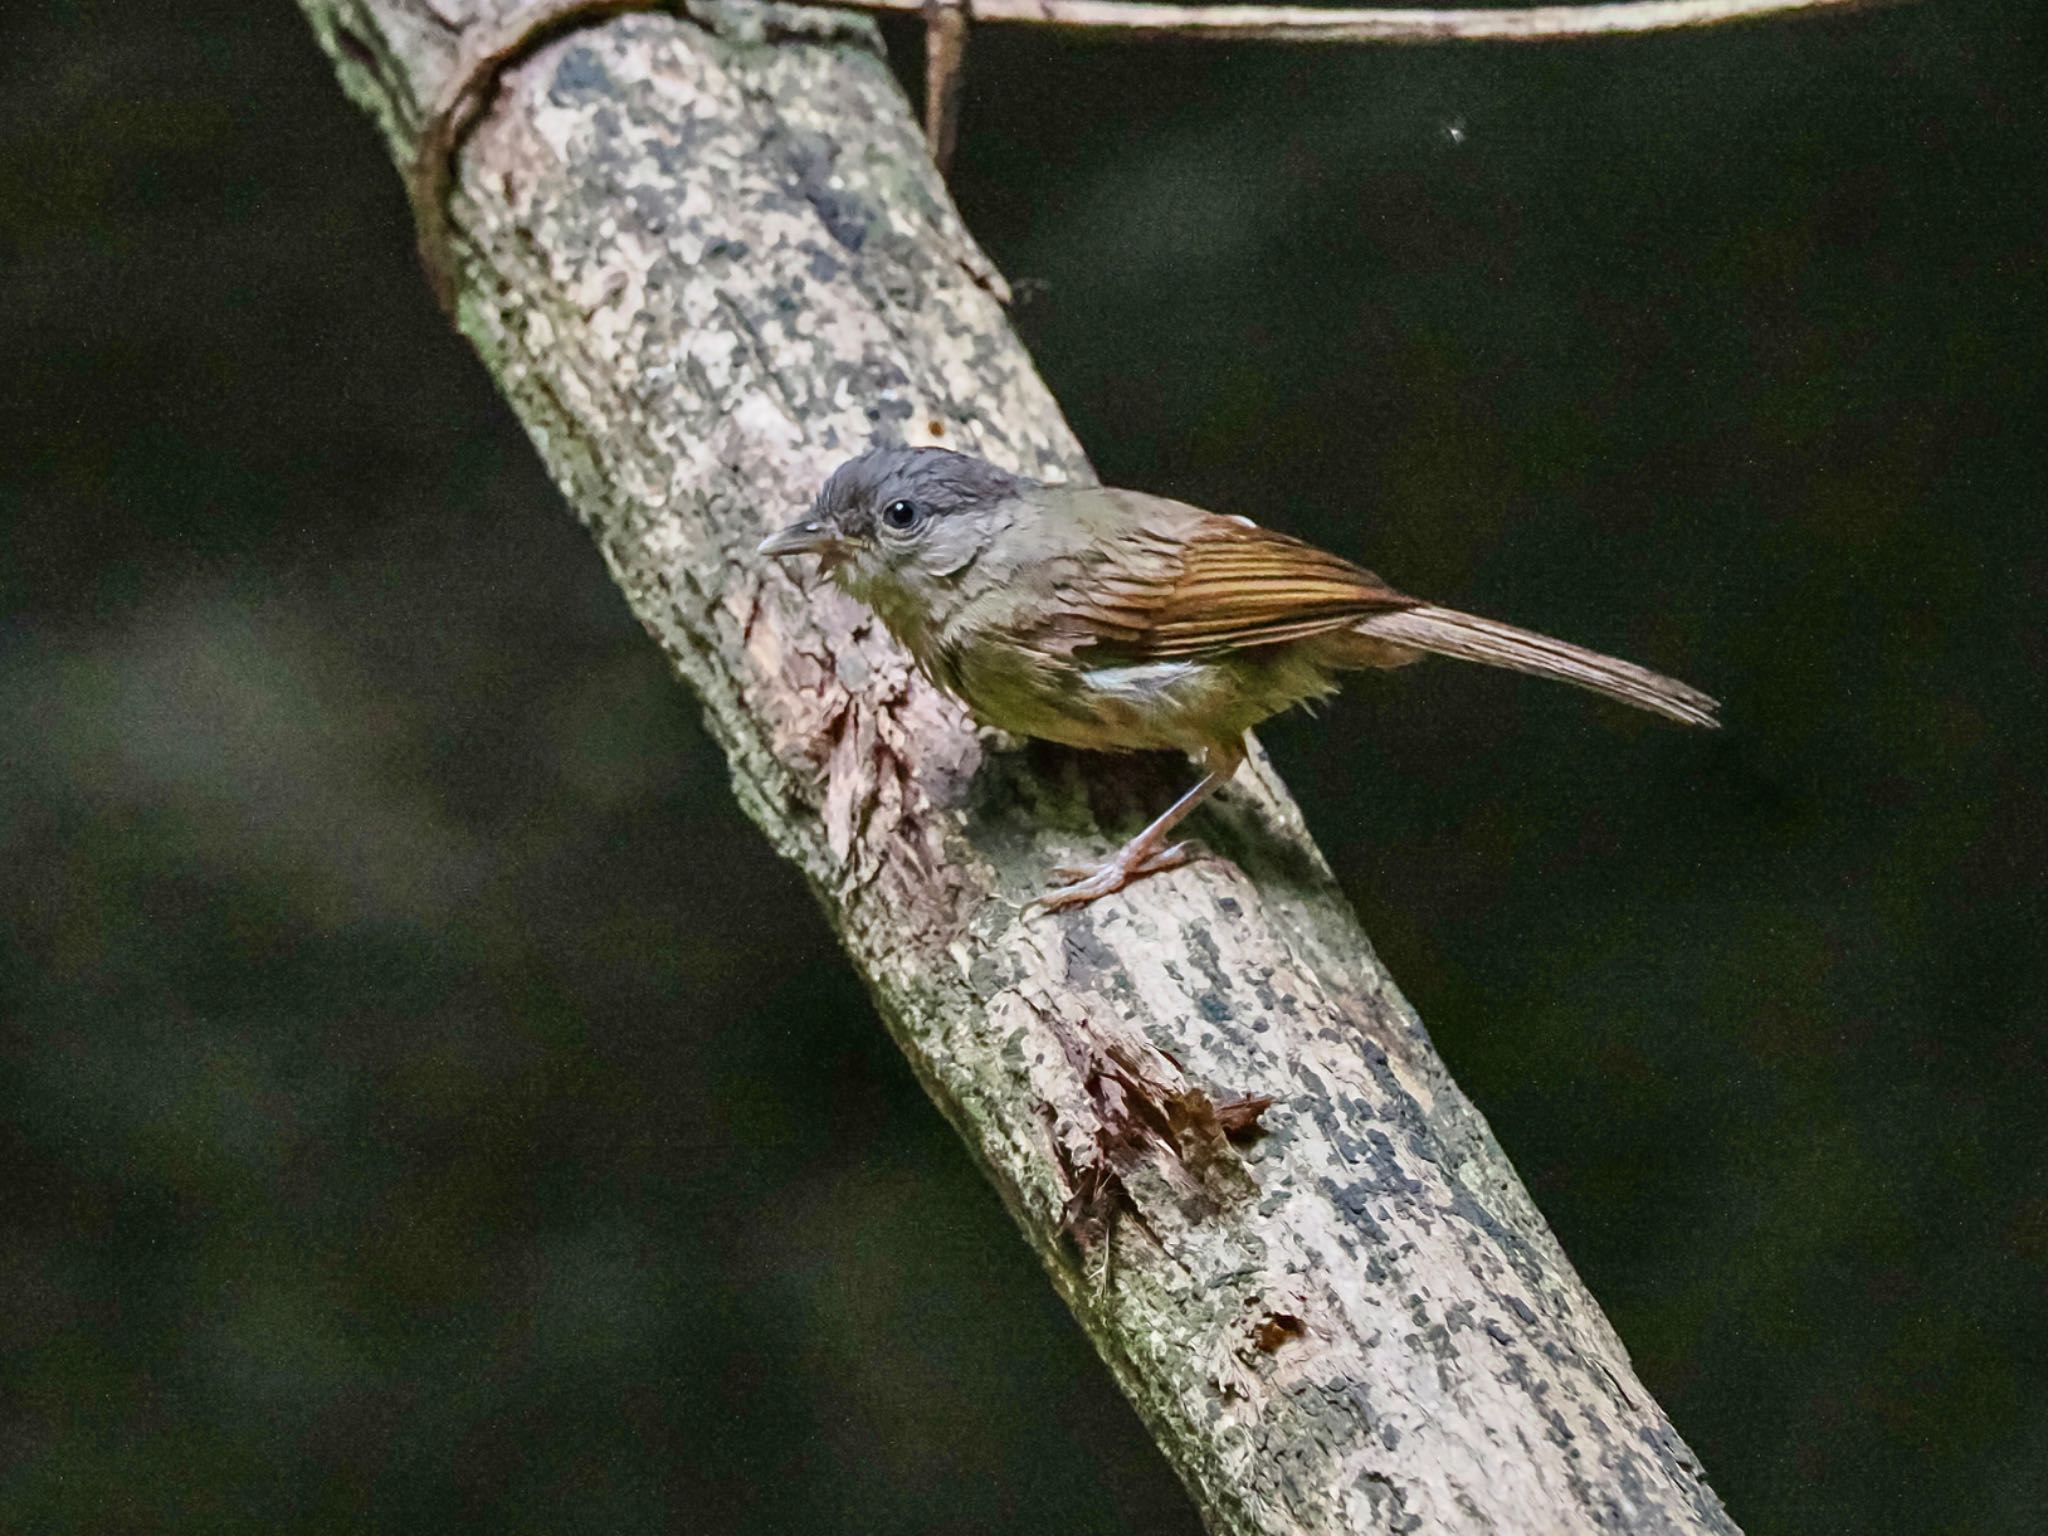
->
[881,498,921,531]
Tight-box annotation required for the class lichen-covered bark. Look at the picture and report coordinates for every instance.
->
[292,4,1740,1530]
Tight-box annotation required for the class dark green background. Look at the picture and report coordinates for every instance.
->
[4,1,2043,1531]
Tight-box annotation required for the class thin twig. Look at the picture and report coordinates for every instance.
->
[800,0,1900,42]
[924,0,972,173]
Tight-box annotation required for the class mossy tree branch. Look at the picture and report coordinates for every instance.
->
[292,3,1740,1530]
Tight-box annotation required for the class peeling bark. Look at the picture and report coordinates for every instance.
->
[291,3,1741,1530]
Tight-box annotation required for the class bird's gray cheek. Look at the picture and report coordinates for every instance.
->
[919,527,985,580]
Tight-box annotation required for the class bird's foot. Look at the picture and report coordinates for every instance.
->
[1032,842,1197,914]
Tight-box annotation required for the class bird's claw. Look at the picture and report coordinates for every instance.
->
[1033,842,1198,913]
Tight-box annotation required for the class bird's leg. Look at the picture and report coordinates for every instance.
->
[1034,740,1246,913]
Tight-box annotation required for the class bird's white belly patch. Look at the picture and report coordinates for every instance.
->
[948,635,1337,754]
[1063,659,1267,752]
[1074,661,1206,706]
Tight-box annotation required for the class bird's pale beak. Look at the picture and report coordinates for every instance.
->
[757,518,839,559]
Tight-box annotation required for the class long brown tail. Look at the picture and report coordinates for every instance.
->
[1353,604,1720,728]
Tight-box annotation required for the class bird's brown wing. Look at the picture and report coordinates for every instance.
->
[1053,503,1414,661]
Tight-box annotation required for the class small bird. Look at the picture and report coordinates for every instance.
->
[760,447,1717,911]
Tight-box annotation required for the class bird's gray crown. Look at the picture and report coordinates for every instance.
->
[813,446,1029,538]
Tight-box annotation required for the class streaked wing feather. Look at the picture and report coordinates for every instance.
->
[1073,513,1412,660]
